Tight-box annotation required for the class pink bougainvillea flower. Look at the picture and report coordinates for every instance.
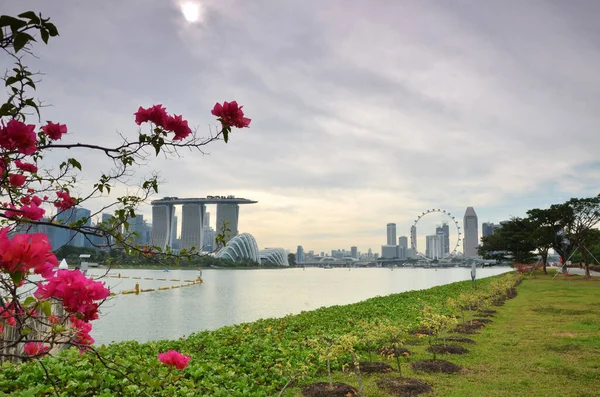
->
[134,104,168,126]
[14,160,38,173]
[20,202,46,221]
[23,341,50,356]
[48,314,60,324]
[211,101,251,129]
[41,121,68,140]
[164,114,192,140]
[0,229,57,279]
[158,350,191,370]
[0,119,37,155]
[35,270,110,322]
[8,173,26,187]
[70,316,95,346]
[54,190,76,211]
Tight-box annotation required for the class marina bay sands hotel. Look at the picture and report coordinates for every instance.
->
[150,196,257,251]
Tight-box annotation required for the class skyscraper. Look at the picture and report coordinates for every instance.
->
[435,223,450,255]
[482,222,495,238]
[296,245,304,262]
[350,246,358,259]
[410,225,417,251]
[463,207,479,258]
[386,223,397,246]
[426,235,443,259]
[398,236,408,251]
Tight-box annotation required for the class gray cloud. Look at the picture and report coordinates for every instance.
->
[2,0,599,252]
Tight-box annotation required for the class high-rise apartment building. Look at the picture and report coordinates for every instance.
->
[386,223,397,246]
[426,234,443,259]
[463,207,479,258]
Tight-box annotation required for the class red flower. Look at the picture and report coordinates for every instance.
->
[9,174,26,187]
[164,114,192,140]
[211,101,251,129]
[48,314,60,324]
[21,202,45,221]
[14,160,38,173]
[0,229,57,277]
[54,190,76,211]
[23,341,50,356]
[35,270,110,322]
[41,121,68,140]
[158,350,191,370]
[0,119,38,155]
[134,104,168,126]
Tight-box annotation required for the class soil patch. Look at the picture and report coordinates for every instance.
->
[409,329,433,336]
[302,382,358,397]
[426,344,470,355]
[441,337,475,344]
[379,346,412,357]
[356,361,394,374]
[478,309,497,316]
[454,321,485,334]
[376,377,432,397]
[412,359,462,374]
[507,288,518,299]
[492,299,506,307]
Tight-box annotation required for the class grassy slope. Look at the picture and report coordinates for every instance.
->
[287,273,600,397]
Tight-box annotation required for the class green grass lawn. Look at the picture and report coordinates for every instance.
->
[286,272,600,397]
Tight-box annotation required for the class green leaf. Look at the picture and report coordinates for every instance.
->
[18,11,40,25]
[68,158,82,171]
[13,32,35,53]
[21,327,32,336]
[44,22,59,37]
[223,129,229,143]
[10,271,23,285]
[23,296,37,307]
[5,76,19,86]
[40,28,49,44]
[40,301,52,317]
[0,15,27,30]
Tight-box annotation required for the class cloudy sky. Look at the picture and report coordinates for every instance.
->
[3,0,600,254]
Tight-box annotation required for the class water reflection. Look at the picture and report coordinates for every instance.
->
[91,267,511,345]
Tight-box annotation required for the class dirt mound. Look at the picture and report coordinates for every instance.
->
[478,309,497,316]
[376,377,432,396]
[426,344,470,355]
[454,321,485,334]
[302,382,358,397]
[507,288,518,299]
[355,361,394,374]
[409,328,433,336]
[441,337,475,344]
[379,346,412,357]
[412,359,462,374]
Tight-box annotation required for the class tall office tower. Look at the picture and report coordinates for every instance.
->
[463,207,479,258]
[181,203,205,251]
[386,223,397,246]
[351,246,358,259]
[151,203,175,251]
[203,227,216,251]
[216,203,239,242]
[296,245,304,262]
[204,212,210,228]
[398,236,408,251]
[410,225,417,251]
[482,222,495,238]
[367,248,373,260]
[435,223,450,254]
[426,234,443,259]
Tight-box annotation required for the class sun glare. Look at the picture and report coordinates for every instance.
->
[179,1,202,23]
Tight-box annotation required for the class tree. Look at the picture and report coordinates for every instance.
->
[0,9,250,391]
[287,253,296,266]
[526,207,565,274]
[478,217,537,264]
[562,196,600,278]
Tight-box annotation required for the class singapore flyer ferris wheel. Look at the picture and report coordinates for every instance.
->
[410,208,462,259]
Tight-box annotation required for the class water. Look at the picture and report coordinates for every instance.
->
[90,267,511,346]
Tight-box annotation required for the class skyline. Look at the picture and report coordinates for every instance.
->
[3,1,599,253]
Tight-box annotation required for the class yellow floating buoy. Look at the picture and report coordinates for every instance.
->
[158,286,170,291]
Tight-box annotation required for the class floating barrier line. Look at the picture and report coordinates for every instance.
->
[118,278,203,295]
